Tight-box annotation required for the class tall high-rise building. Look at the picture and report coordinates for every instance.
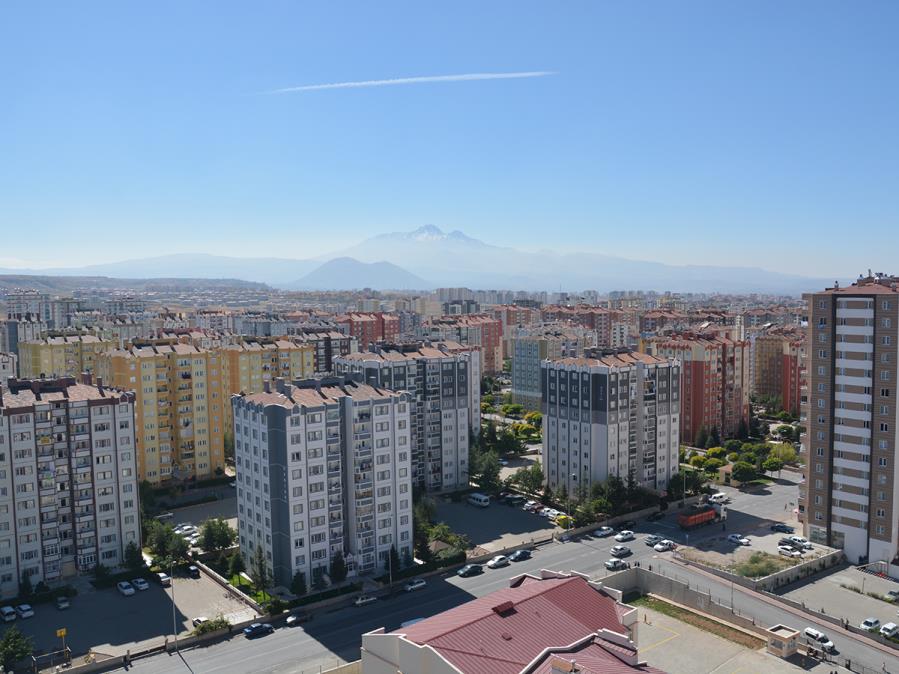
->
[0,353,16,386]
[333,341,480,492]
[19,334,115,379]
[335,313,400,350]
[420,315,503,373]
[749,325,805,417]
[0,376,140,598]
[98,344,226,484]
[511,324,594,411]
[232,378,414,588]
[542,350,680,497]
[803,274,899,564]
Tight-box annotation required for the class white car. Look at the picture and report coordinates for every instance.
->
[403,579,426,592]
[132,578,150,591]
[594,526,614,538]
[117,581,136,596]
[487,555,510,569]
[610,545,631,558]
[644,535,663,546]
[0,606,15,622]
[156,572,172,586]
[860,617,881,631]
[14,604,33,619]
[354,595,378,607]
[803,627,835,652]
[727,533,750,546]
[192,616,209,627]
[788,535,813,550]
[881,622,899,638]
[523,500,538,511]
[654,540,675,552]
[778,545,802,558]
[615,530,635,542]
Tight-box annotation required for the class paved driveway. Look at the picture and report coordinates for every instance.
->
[434,498,558,552]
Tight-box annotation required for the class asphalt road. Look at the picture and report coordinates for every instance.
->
[112,472,898,674]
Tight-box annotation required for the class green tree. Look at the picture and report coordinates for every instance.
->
[706,447,726,460]
[694,427,708,449]
[290,570,307,596]
[723,439,743,452]
[707,426,721,448]
[124,541,145,572]
[168,535,190,562]
[201,518,236,554]
[763,457,785,476]
[0,625,33,670]
[476,451,502,494]
[769,443,798,464]
[736,417,749,440]
[704,458,725,472]
[389,545,401,576]
[402,548,412,569]
[229,552,246,586]
[329,551,347,584]
[514,462,544,495]
[732,461,757,483]
[312,567,327,592]
[251,545,271,599]
[523,411,543,428]
[775,425,794,441]
[500,403,524,418]
[689,455,707,470]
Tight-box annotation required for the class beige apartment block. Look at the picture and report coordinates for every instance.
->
[19,334,114,379]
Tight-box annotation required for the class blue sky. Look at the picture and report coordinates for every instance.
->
[1,2,897,276]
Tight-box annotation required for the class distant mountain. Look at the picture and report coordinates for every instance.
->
[0,253,317,285]
[287,258,431,291]
[328,225,835,294]
[0,274,266,292]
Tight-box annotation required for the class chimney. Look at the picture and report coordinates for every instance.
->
[81,372,93,385]
[95,376,103,390]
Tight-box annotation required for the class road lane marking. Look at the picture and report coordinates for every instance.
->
[638,621,680,653]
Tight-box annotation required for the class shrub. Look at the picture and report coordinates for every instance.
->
[193,615,230,636]
[735,553,783,578]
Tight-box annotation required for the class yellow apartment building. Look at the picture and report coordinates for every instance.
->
[19,334,114,378]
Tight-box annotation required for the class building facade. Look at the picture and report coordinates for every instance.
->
[511,324,593,411]
[0,353,16,386]
[0,377,140,598]
[749,325,805,417]
[541,350,680,498]
[334,342,480,492]
[803,275,899,565]
[18,334,114,379]
[420,315,503,373]
[98,344,226,484]
[232,378,414,588]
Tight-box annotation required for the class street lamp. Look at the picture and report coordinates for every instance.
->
[569,473,576,532]
[170,559,179,654]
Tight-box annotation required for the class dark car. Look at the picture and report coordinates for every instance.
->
[457,564,484,578]
[509,549,531,562]
[187,565,201,578]
[771,523,795,534]
[778,537,802,550]
[647,511,665,522]
[285,611,312,627]
[243,623,274,638]
[614,520,636,532]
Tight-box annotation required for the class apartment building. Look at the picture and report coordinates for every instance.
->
[0,314,46,355]
[18,334,115,379]
[644,333,749,445]
[0,377,140,598]
[333,342,480,492]
[803,275,899,565]
[0,353,16,386]
[335,313,400,350]
[2,291,50,323]
[222,339,315,397]
[511,324,594,411]
[540,306,614,347]
[98,344,225,484]
[749,325,805,416]
[293,331,358,374]
[541,350,680,497]
[232,378,414,588]
[420,315,503,373]
[492,305,539,358]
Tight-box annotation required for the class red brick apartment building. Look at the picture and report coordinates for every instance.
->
[335,312,400,349]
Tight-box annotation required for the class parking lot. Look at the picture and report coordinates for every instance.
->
[11,569,256,658]
[434,497,560,553]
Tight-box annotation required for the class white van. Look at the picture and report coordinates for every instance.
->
[709,493,729,504]
[467,493,490,508]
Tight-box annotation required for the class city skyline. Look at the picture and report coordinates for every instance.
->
[3,2,898,277]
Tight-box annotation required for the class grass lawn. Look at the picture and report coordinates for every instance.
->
[630,595,764,649]
[229,574,268,604]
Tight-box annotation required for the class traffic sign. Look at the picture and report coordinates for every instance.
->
[56,628,66,638]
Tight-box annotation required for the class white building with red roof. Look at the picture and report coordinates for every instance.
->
[361,570,666,674]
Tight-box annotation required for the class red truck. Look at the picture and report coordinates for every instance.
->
[677,503,726,530]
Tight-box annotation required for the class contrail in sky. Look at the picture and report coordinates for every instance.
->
[266,71,556,94]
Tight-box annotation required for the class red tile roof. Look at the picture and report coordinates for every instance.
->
[396,575,647,674]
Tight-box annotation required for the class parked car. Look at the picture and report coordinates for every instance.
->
[243,623,274,638]
[117,581,136,596]
[354,594,378,606]
[286,611,311,626]
[654,540,676,552]
[770,523,795,534]
[188,565,201,578]
[605,559,628,571]
[645,534,663,546]
[55,596,70,610]
[487,555,510,569]
[192,616,209,627]
[522,500,539,511]
[860,617,881,631]
[887,590,899,601]
[803,627,835,652]
[157,572,172,586]
[778,537,801,549]
[509,549,531,562]
[132,578,149,591]
[647,511,665,522]
[788,535,813,550]
[881,622,899,638]
[614,521,636,531]
[727,533,750,546]
[709,493,729,504]
[404,579,427,592]
[457,564,484,578]
[594,526,614,538]
[505,495,526,507]
[778,546,802,558]
[610,545,631,558]
[0,606,15,622]
[15,605,33,619]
